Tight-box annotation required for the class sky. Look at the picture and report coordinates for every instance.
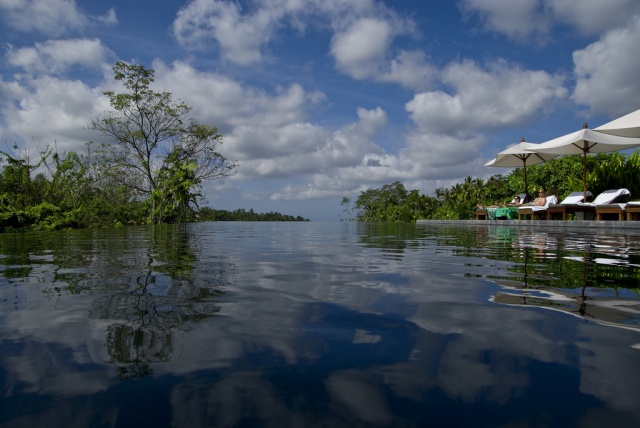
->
[1,0,640,221]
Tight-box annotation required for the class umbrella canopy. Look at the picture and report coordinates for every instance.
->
[485,138,557,195]
[532,123,640,202]
[595,108,640,138]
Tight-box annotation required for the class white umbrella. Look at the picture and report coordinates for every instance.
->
[595,107,640,137]
[485,138,557,195]
[532,123,640,202]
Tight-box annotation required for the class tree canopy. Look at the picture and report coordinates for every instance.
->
[91,61,237,223]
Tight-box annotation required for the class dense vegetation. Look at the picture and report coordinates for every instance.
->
[0,144,307,232]
[0,62,305,232]
[342,150,640,222]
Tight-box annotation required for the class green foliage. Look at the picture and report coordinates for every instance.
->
[351,181,438,222]
[92,61,237,224]
[0,202,80,232]
[587,151,640,197]
[153,148,200,223]
[435,176,486,219]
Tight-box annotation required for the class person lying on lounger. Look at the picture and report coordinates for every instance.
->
[533,189,547,206]
[507,195,522,206]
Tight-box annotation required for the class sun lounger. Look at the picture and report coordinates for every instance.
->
[546,191,596,220]
[580,188,630,205]
[517,195,558,220]
[548,189,630,220]
[595,203,627,220]
[626,202,640,220]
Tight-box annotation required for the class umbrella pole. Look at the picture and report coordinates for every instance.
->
[583,150,587,202]
[523,160,528,196]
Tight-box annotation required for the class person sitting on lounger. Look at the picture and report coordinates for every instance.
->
[508,195,522,206]
[533,189,547,206]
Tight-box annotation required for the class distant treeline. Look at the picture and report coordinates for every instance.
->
[197,207,308,222]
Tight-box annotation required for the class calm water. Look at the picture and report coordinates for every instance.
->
[1,222,640,428]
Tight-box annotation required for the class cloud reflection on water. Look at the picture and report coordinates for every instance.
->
[0,223,639,427]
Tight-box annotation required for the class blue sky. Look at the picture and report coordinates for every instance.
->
[1,0,640,221]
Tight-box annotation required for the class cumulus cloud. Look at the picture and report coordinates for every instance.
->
[171,0,435,90]
[0,0,117,36]
[378,50,437,92]
[406,59,567,135]
[6,39,113,74]
[330,18,392,79]
[267,109,490,203]
[173,0,285,65]
[547,0,640,35]
[151,60,324,134]
[228,106,386,182]
[571,16,640,116]
[459,0,640,41]
[459,0,550,42]
[0,76,108,153]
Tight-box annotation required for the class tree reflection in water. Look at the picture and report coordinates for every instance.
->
[0,224,231,379]
[87,226,228,378]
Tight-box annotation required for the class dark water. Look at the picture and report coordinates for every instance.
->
[1,222,639,428]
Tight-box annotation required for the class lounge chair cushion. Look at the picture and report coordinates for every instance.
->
[560,191,593,204]
[586,188,631,205]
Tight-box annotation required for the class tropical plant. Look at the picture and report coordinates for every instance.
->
[91,62,237,223]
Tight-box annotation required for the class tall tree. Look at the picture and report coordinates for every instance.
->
[91,62,237,223]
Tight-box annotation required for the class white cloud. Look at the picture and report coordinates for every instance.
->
[0,0,87,36]
[571,16,640,116]
[230,122,330,159]
[267,112,491,202]
[0,76,108,153]
[401,132,486,173]
[378,50,437,91]
[6,39,113,74]
[354,106,387,134]
[459,0,640,41]
[173,0,285,65]
[171,0,387,66]
[0,0,116,36]
[458,0,550,42]
[547,0,640,35]
[151,60,325,133]
[96,7,118,26]
[172,0,435,90]
[330,18,392,79]
[406,59,567,135]
[228,120,380,182]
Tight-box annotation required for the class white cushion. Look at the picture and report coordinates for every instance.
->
[591,188,630,205]
[561,191,592,204]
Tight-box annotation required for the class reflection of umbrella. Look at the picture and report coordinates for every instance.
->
[485,138,557,195]
[532,124,640,202]
[595,107,640,137]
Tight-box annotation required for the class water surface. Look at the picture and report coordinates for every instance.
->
[1,222,639,427]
